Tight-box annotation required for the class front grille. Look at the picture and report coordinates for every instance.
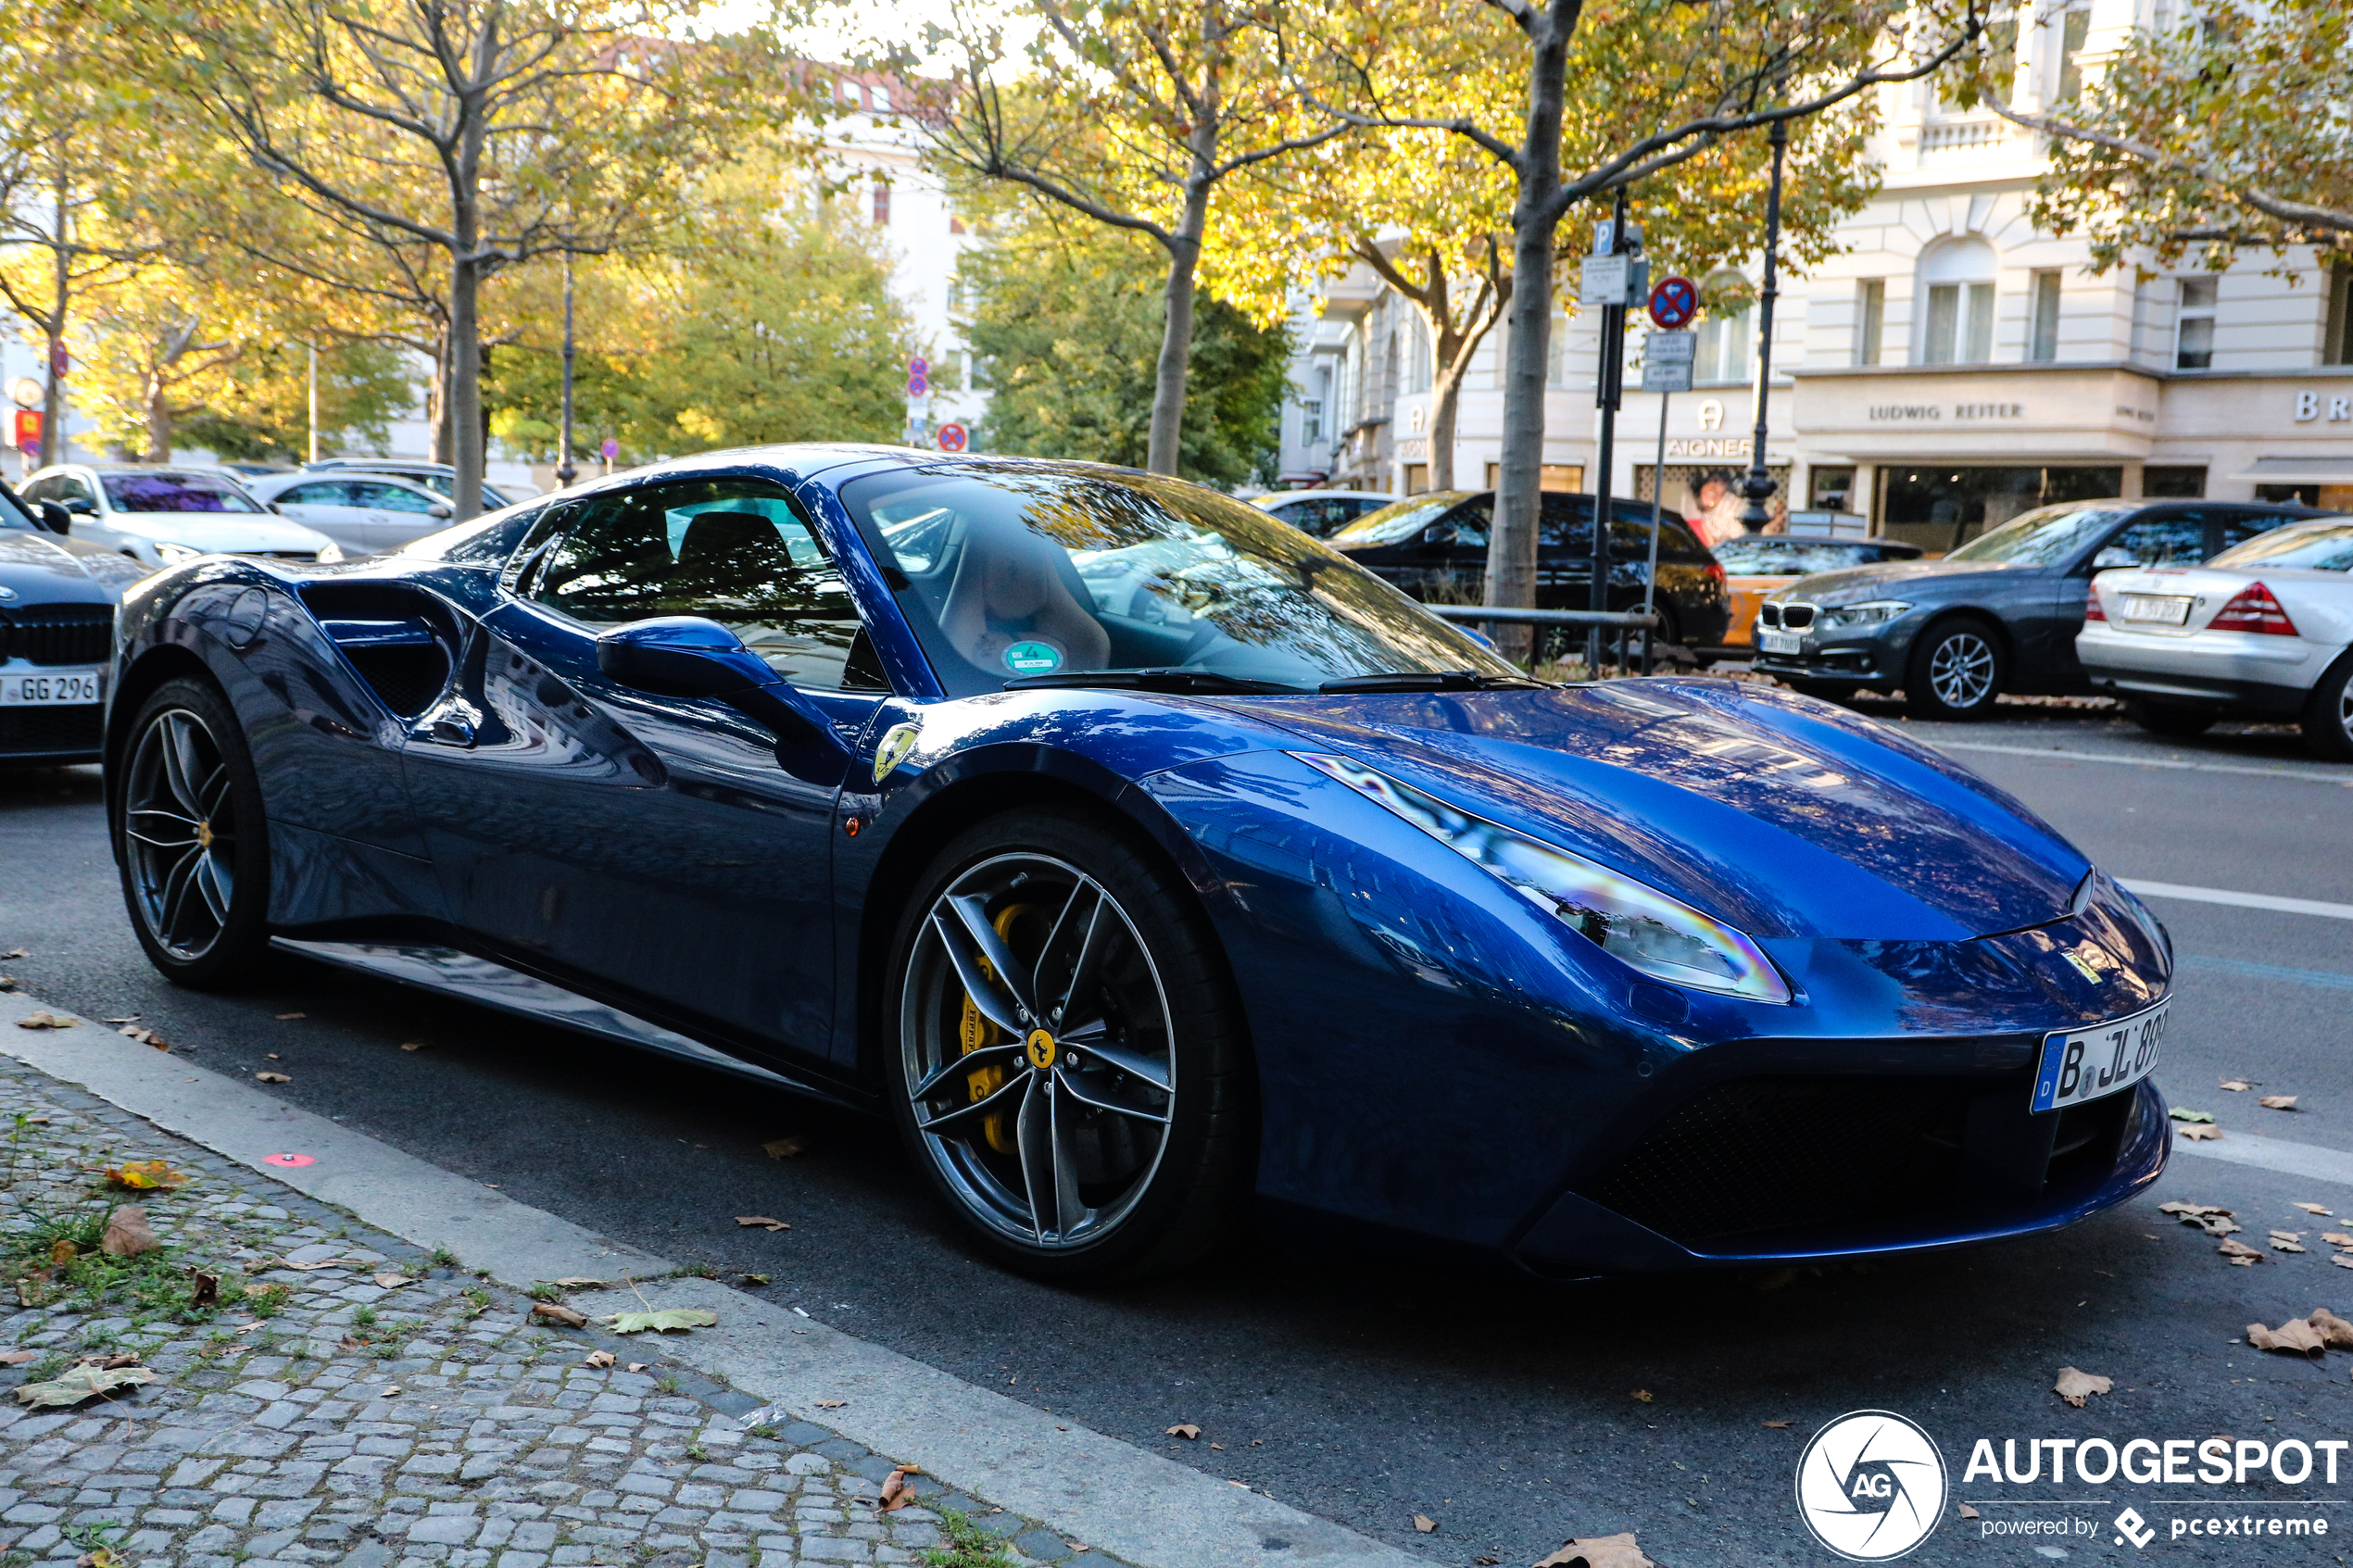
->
[1779,603,1816,630]
[1587,1076,1972,1245]
[3,605,112,665]
[1758,603,1780,630]
[0,703,103,757]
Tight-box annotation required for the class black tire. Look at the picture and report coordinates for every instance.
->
[1904,616,2007,720]
[1784,679,1857,706]
[2124,696,2219,739]
[883,808,1256,1281]
[113,677,274,987]
[2301,655,2353,761]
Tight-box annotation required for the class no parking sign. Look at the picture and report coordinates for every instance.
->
[1648,275,1699,330]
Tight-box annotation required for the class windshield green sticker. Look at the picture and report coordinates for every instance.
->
[1003,641,1062,675]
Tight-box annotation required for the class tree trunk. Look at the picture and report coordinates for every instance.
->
[41,154,67,469]
[1146,189,1210,477]
[1428,355,1463,492]
[448,252,483,520]
[429,334,453,466]
[145,373,171,464]
[1485,7,1575,666]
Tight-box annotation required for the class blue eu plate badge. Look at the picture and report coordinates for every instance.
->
[2031,998,2168,1113]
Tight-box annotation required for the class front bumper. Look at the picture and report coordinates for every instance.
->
[1750,630,1905,689]
[2077,625,2322,716]
[0,702,104,764]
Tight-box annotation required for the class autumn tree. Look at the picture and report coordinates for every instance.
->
[1984,0,2352,270]
[1296,0,1992,655]
[132,0,799,518]
[923,0,1353,477]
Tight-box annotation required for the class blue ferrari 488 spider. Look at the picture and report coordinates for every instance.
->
[104,447,2171,1279]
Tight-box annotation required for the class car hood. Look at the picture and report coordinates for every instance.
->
[0,527,147,602]
[1770,557,2042,604]
[110,514,333,551]
[1219,678,2088,941]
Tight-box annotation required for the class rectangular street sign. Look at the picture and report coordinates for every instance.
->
[1579,253,1629,307]
[1642,330,1694,393]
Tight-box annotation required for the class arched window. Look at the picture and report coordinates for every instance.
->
[1919,238,1996,365]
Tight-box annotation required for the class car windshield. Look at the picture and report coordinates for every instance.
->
[1944,502,2128,565]
[103,472,262,514]
[2210,518,2353,572]
[1712,540,1902,575]
[1330,493,1474,546]
[839,465,1522,696]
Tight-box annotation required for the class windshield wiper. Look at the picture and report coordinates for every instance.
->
[1316,670,1551,694]
[1002,668,1302,696]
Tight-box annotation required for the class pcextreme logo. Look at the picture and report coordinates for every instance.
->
[1796,1411,1949,1561]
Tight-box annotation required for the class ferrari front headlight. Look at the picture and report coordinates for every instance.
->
[155,542,203,566]
[1293,752,1792,1003]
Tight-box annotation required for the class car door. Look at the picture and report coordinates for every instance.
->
[271,481,375,552]
[1537,493,1595,610]
[2041,508,2209,682]
[347,480,447,553]
[46,472,109,550]
[400,474,889,1064]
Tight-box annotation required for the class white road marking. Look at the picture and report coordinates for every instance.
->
[0,989,1416,1568]
[1933,739,2353,784]
[2174,1128,2353,1189]
[2121,879,2353,922]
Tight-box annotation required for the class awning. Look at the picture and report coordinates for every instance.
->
[2228,456,2353,485]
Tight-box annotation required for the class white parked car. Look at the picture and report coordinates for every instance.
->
[19,464,343,567]
[2078,515,2353,759]
[245,470,459,556]
[1252,488,1400,539]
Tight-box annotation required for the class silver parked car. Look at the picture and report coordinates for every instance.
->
[297,458,524,511]
[245,470,462,556]
[19,464,343,567]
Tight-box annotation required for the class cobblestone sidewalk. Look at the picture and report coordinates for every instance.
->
[0,1056,1134,1568]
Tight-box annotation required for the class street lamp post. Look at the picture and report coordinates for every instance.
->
[1738,114,1790,533]
[555,251,578,489]
[307,343,320,465]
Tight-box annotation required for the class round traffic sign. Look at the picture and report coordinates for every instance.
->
[1648,275,1699,330]
[937,422,968,453]
[600,437,620,460]
[907,372,929,397]
[6,377,40,410]
[909,357,930,377]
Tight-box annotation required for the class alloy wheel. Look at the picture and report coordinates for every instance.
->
[1927,631,1997,710]
[900,853,1176,1250]
[123,707,240,960]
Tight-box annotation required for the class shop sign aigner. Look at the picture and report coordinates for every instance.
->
[1790,1406,2341,1562]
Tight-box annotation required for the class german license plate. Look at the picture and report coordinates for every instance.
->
[1757,628,1804,655]
[2120,594,2193,625]
[0,667,102,706]
[2031,998,2168,1113]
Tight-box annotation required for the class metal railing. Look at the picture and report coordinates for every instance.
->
[1425,603,1665,676]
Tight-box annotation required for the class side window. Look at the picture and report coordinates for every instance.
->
[534,479,879,690]
[1611,514,1705,558]
[2097,513,2205,568]
[19,477,54,504]
[55,474,94,506]
[281,483,346,506]
[358,483,437,515]
[1538,493,1591,549]
[1442,496,1491,547]
[2213,509,2290,557]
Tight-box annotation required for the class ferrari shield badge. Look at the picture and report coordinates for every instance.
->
[872,721,922,784]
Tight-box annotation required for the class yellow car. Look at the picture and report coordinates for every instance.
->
[1705,534,1925,657]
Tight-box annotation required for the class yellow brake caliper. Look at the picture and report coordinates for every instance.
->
[959,904,1031,1155]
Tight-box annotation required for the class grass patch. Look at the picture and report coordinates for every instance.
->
[923,1510,1021,1568]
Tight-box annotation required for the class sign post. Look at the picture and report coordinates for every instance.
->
[1639,278,1700,674]
[1582,197,1647,674]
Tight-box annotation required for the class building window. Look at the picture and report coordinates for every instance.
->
[2030,271,2063,362]
[1857,280,1885,366]
[1405,317,1432,394]
[2056,3,2092,102]
[1919,237,1996,366]
[2175,276,2218,370]
[2143,465,2207,497]
[1695,303,1752,383]
[872,179,890,227]
[2324,263,2351,365]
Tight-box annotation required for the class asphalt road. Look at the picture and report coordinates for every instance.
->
[6,697,2353,1566]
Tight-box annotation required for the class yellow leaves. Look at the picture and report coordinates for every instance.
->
[103,1160,189,1191]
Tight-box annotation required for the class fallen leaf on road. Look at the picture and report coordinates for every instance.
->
[1535,1534,1653,1568]
[762,1136,808,1160]
[2308,1310,2353,1348]
[606,1309,715,1335]
[190,1272,218,1308]
[627,1362,647,1373]
[2170,1108,2215,1123]
[104,1160,189,1191]
[0,1351,31,1366]
[373,1273,412,1290]
[255,1072,291,1084]
[15,1011,72,1030]
[2180,1124,2223,1141]
[1413,1514,1437,1534]
[2221,1237,2265,1263]
[2055,1367,2112,1408]
[1165,1424,1201,1439]
[531,1302,588,1328]
[2221,1079,2253,1091]
[735,1216,790,1231]
[276,1012,305,1019]
[2162,1201,2233,1216]
[1630,1388,1654,1402]
[400,1041,427,1052]
[881,1468,912,1511]
[584,1350,615,1369]
[2295,1203,2332,1214]
[2249,1318,2328,1356]
[1959,1503,1981,1519]
[100,1206,157,1259]
[2261,1096,2299,1110]
[382,1386,402,1397]
[815,1399,846,1409]
[2335,1257,2353,1271]
[12,1363,155,1407]
[338,1336,365,1353]
[1763,1420,1791,1428]
[553,1277,606,1288]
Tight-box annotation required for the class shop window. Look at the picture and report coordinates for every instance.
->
[1485,462,1585,492]
[1919,237,1996,366]
[1695,301,1752,383]
[1856,281,1885,366]
[2176,276,2218,370]
[2030,271,2063,362]
[1810,467,1858,512]
[1877,464,2123,552]
[2143,465,2207,498]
